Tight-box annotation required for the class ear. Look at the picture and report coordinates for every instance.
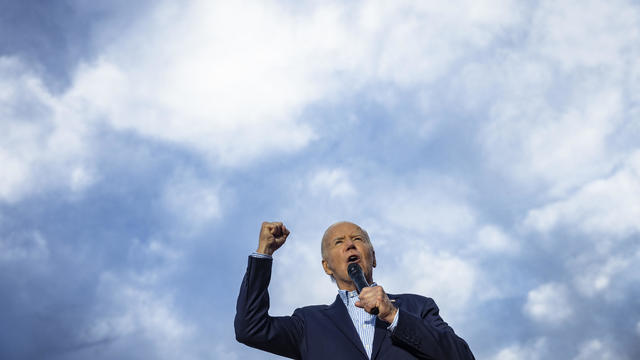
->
[372,249,377,268]
[322,259,334,276]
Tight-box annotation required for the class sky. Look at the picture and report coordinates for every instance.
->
[1,0,639,359]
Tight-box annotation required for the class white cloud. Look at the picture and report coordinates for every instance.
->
[573,256,632,297]
[523,282,572,325]
[353,0,525,86]
[521,151,640,303]
[161,170,222,232]
[569,246,640,301]
[531,0,639,70]
[1,0,530,202]
[573,339,626,360]
[381,248,477,313]
[60,0,525,167]
[474,225,519,254]
[308,168,356,198]
[373,179,477,245]
[480,80,624,195]
[86,272,194,360]
[524,151,640,237]
[0,57,93,203]
[457,0,640,196]
[492,338,547,360]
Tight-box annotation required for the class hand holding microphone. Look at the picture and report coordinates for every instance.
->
[348,263,379,315]
[348,263,397,323]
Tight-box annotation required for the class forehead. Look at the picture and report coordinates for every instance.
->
[325,222,364,241]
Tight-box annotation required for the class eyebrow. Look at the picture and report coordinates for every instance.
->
[333,233,364,242]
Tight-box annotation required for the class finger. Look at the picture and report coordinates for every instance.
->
[260,224,275,240]
[355,300,363,308]
[262,222,275,233]
[270,225,283,237]
[359,287,374,298]
[282,224,290,236]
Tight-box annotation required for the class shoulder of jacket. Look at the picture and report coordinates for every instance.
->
[294,303,332,314]
[392,293,433,303]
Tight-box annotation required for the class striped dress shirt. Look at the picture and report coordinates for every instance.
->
[338,288,377,358]
[338,285,399,359]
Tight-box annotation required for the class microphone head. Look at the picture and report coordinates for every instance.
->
[347,262,362,276]
[347,262,369,293]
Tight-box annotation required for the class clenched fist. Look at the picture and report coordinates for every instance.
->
[256,221,290,256]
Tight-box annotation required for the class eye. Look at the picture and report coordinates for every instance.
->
[335,240,343,245]
[354,237,362,241]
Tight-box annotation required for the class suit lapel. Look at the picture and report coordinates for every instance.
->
[323,295,368,359]
[371,294,401,360]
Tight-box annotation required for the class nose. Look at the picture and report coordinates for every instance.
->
[344,238,356,251]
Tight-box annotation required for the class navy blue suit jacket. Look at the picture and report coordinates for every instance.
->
[235,256,475,359]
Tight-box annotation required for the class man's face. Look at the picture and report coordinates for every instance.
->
[321,222,376,290]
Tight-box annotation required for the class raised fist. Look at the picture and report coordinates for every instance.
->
[256,221,290,255]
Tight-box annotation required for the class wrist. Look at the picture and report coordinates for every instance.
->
[256,244,274,256]
[382,306,398,324]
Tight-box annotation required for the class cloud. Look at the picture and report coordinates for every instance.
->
[473,225,519,255]
[477,66,625,195]
[454,0,640,196]
[0,0,530,201]
[524,151,640,237]
[492,338,547,360]
[372,176,477,245]
[523,282,572,325]
[531,0,639,70]
[160,170,222,233]
[572,339,627,360]
[383,248,477,312]
[82,271,195,360]
[571,248,640,299]
[0,57,93,203]
[59,0,526,167]
[308,168,356,198]
[0,230,48,263]
[214,343,239,360]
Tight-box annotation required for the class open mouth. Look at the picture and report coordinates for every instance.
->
[347,255,360,263]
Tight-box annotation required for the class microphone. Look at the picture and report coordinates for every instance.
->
[347,262,379,315]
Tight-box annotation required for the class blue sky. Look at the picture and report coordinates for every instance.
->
[1,0,640,359]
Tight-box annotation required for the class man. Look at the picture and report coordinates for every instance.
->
[235,221,475,359]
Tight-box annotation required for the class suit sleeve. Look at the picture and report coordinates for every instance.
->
[234,256,304,359]
[390,297,475,360]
